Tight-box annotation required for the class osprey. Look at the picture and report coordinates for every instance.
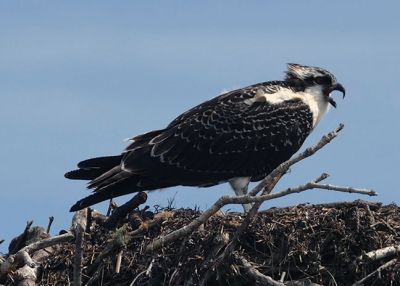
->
[66,63,345,212]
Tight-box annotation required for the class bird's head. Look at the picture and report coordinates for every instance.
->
[285,63,345,108]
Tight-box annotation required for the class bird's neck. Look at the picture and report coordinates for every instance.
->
[301,85,330,128]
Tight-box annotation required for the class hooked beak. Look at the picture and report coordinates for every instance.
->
[325,83,346,108]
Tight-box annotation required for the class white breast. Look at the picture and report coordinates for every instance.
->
[300,85,330,128]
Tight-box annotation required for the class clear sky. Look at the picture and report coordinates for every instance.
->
[1,1,399,253]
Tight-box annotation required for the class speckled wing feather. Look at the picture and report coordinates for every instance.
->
[122,82,314,186]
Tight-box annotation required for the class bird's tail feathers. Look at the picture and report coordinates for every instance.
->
[69,175,166,212]
[69,179,136,212]
[65,155,122,180]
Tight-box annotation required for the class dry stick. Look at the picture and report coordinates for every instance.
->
[72,209,88,286]
[86,208,93,233]
[87,227,128,275]
[352,258,398,286]
[129,211,174,238]
[198,232,230,286]
[86,264,105,286]
[107,199,117,216]
[357,245,400,262]
[46,216,54,234]
[104,192,148,230]
[130,270,147,286]
[16,231,74,255]
[309,200,381,210]
[236,254,285,286]
[115,250,123,274]
[4,249,39,285]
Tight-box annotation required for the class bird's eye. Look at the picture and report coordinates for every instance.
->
[315,76,332,85]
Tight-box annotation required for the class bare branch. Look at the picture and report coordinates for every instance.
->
[46,216,54,234]
[309,182,376,196]
[115,250,123,274]
[352,258,398,286]
[236,254,285,286]
[249,123,344,196]
[17,231,74,256]
[357,245,400,262]
[72,209,87,286]
[104,192,148,230]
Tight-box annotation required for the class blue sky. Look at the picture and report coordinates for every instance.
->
[1,1,399,253]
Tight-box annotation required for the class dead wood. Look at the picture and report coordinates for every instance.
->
[1,202,400,285]
[103,192,148,230]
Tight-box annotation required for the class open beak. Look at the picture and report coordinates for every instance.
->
[326,83,346,108]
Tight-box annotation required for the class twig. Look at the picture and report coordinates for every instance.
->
[236,254,285,286]
[107,199,117,216]
[87,226,128,274]
[46,216,54,234]
[115,250,123,274]
[308,200,381,210]
[130,270,147,286]
[86,264,105,286]
[129,211,174,237]
[249,123,344,196]
[285,279,323,286]
[309,182,375,195]
[104,192,148,230]
[352,258,398,286]
[357,245,400,262]
[145,258,154,276]
[199,231,230,286]
[72,209,87,286]
[365,204,376,224]
[129,258,155,286]
[91,209,107,225]
[86,208,93,232]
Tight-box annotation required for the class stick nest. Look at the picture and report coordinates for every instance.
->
[1,200,400,286]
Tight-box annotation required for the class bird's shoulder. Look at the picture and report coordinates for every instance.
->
[167,81,298,127]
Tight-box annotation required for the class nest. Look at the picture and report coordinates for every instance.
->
[1,200,399,286]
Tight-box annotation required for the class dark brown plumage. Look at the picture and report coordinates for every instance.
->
[66,64,345,212]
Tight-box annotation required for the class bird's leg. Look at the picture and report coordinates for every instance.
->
[229,177,252,213]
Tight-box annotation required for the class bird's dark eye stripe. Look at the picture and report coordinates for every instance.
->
[315,76,332,85]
